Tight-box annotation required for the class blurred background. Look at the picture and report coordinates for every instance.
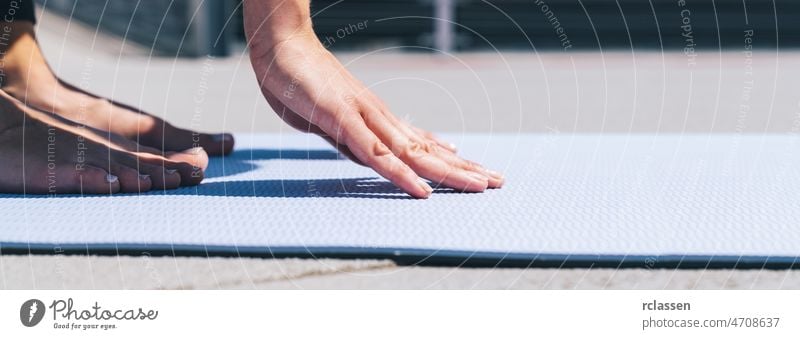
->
[32,0,800,134]
[38,0,800,55]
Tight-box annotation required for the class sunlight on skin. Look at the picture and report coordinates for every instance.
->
[0,21,215,194]
[0,4,503,197]
[243,0,504,199]
[0,21,234,157]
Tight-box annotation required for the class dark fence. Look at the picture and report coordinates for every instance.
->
[456,0,796,50]
[38,0,800,57]
[37,0,229,56]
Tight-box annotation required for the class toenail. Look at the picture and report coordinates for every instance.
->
[105,174,118,183]
[138,174,150,181]
[165,169,178,175]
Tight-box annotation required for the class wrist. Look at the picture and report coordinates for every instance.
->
[244,1,315,56]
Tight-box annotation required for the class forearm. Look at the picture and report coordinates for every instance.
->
[243,0,314,55]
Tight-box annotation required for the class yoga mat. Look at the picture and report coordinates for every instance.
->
[1,133,799,268]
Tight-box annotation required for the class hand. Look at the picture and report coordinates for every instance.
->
[249,33,504,199]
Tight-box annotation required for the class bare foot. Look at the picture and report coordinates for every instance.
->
[0,90,206,194]
[0,21,234,156]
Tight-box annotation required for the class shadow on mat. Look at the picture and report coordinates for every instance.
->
[0,178,425,200]
[198,148,454,198]
[198,149,411,198]
[166,177,412,199]
[0,149,456,199]
[204,148,345,179]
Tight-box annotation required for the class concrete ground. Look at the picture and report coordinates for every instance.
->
[2,10,799,289]
[4,255,800,289]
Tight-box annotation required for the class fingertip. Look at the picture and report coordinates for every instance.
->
[164,168,183,188]
[78,165,120,194]
[167,147,209,171]
[486,170,505,189]
[138,174,153,192]
[464,172,490,192]
[206,133,235,156]
[489,177,505,189]
[414,178,433,199]
[173,162,204,187]
[104,173,121,194]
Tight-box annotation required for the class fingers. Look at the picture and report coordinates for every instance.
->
[357,107,500,192]
[394,123,502,187]
[162,131,234,157]
[432,148,505,189]
[409,125,458,153]
[344,75,458,154]
[313,97,504,197]
[120,151,204,187]
[92,127,211,173]
[125,108,235,156]
[393,143,490,193]
[140,121,234,157]
[87,149,203,194]
[320,135,365,166]
[165,147,210,172]
[329,115,434,199]
[120,138,209,174]
[89,132,206,189]
[131,162,182,190]
[59,165,119,194]
[373,104,503,188]
[108,162,152,192]
[379,108,459,154]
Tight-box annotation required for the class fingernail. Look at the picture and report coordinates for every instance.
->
[468,172,489,183]
[105,174,118,183]
[417,178,433,195]
[490,173,505,188]
[448,143,457,151]
[212,133,232,142]
[487,169,504,179]
[138,174,150,181]
[165,169,178,175]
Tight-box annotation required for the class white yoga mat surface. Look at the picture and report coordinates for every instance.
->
[1,133,799,268]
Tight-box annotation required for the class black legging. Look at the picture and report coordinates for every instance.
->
[0,0,36,24]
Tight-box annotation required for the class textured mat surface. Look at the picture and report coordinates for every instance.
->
[1,133,799,268]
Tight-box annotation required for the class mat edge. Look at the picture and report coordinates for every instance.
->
[2,242,798,269]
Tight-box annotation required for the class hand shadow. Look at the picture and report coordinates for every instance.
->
[169,148,458,199]
[0,149,454,199]
[203,149,345,179]
[163,177,413,199]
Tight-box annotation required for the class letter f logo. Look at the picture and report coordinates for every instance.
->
[20,299,45,327]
